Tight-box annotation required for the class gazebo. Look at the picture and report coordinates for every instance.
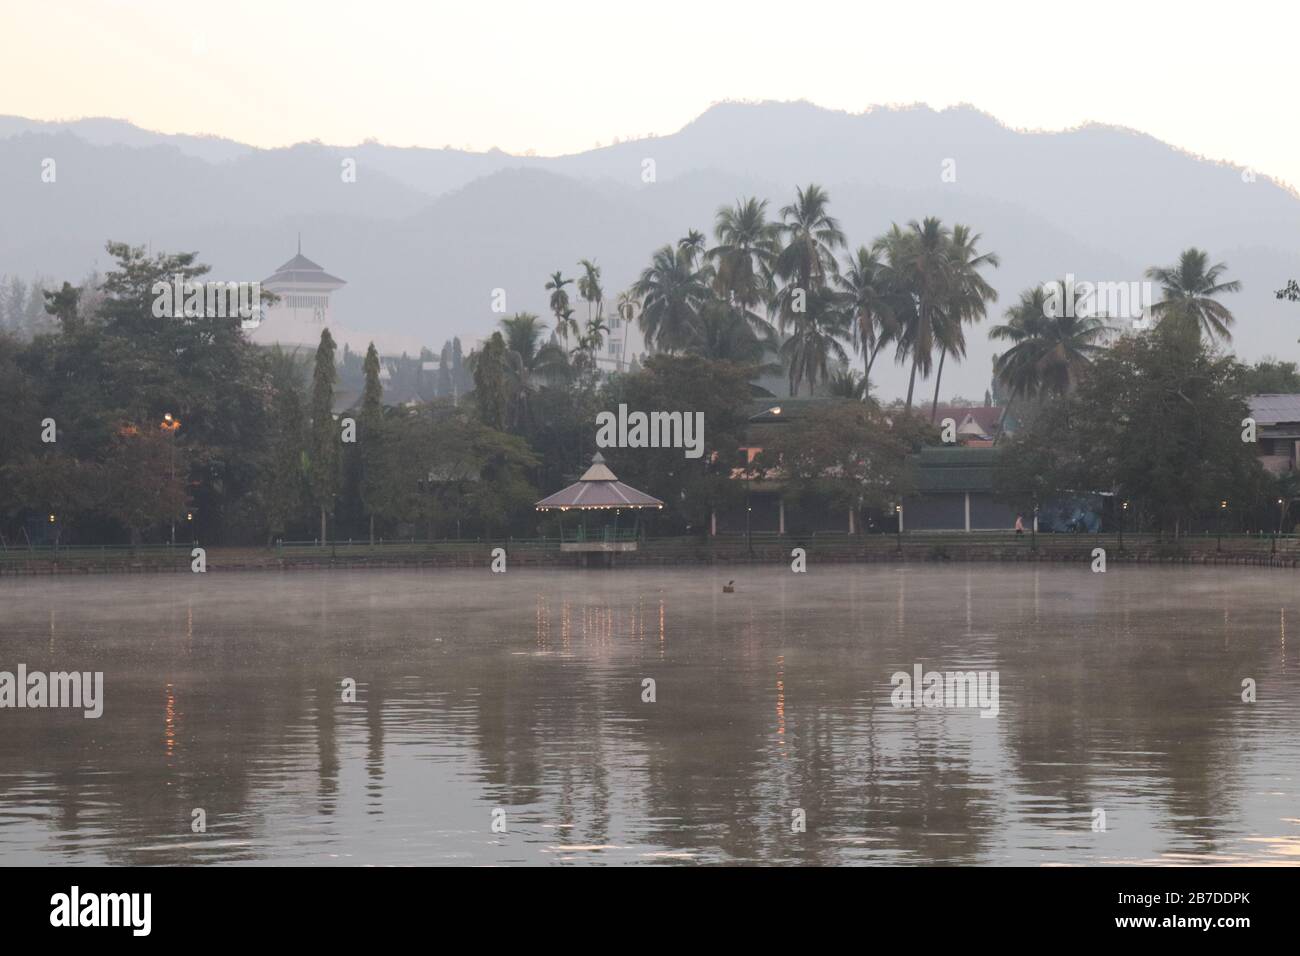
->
[535,453,663,555]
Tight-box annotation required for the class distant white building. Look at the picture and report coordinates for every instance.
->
[249,240,347,347]
[592,306,646,373]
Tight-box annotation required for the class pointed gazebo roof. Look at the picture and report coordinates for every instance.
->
[535,453,664,511]
[263,238,347,288]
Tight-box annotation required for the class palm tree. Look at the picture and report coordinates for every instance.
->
[496,313,565,425]
[577,259,603,322]
[685,299,778,369]
[875,218,952,414]
[632,243,712,352]
[545,271,575,345]
[709,197,779,317]
[556,308,579,350]
[581,316,608,354]
[773,184,848,400]
[779,286,849,396]
[498,312,547,366]
[836,246,898,400]
[678,230,707,266]
[826,368,870,402]
[775,184,846,294]
[612,289,637,370]
[990,281,1109,440]
[1145,248,1241,342]
[930,224,999,421]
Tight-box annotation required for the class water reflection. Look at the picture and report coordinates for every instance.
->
[0,566,1297,865]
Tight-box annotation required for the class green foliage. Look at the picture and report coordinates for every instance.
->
[1234,358,1300,394]
[369,403,538,539]
[602,354,752,534]
[753,401,916,515]
[999,327,1268,535]
[471,331,511,431]
[308,328,339,535]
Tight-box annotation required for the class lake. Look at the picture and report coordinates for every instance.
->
[1,565,1297,865]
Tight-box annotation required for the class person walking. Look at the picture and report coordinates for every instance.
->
[1014,514,1025,537]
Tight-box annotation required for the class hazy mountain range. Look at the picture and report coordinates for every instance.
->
[2,101,1297,401]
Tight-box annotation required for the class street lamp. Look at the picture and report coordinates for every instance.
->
[894,503,902,553]
[1218,500,1227,552]
[1274,497,1284,554]
[1119,500,1128,552]
[161,414,181,545]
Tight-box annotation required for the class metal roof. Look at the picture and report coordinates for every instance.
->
[263,251,347,288]
[911,446,1002,494]
[1248,394,1300,425]
[535,453,664,511]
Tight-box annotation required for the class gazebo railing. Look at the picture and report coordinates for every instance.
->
[562,525,641,544]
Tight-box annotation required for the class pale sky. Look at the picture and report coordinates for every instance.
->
[2,0,1297,187]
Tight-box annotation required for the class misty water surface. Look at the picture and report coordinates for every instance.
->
[0,565,1297,865]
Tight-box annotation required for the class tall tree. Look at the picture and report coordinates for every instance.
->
[633,243,712,352]
[989,281,1108,440]
[779,286,849,395]
[359,342,384,545]
[260,346,309,544]
[930,224,999,421]
[576,259,604,322]
[545,271,576,346]
[471,332,511,430]
[709,197,779,312]
[42,281,83,334]
[678,230,707,266]
[309,328,339,544]
[775,184,845,295]
[1146,248,1241,342]
[836,246,897,400]
[874,218,952,414]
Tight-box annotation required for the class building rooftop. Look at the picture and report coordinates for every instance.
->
[1248,394,1300,425]
[911,446,1003,494]
[931,404,1003,437]
[263,247,347,288]
[535,453,664,511]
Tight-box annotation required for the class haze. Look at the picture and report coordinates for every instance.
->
[3,0,1298,188]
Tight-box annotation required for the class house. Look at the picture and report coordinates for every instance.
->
[902,446,1019,532]
[714,399,1026,535]
[1248,394,1300,474]
[928,404,1005,446]
[715,398,859,535]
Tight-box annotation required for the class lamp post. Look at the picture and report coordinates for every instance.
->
[1218,500,1227,552]
[161,413,181,546]
[894,504,902,553]
[745,486,753,556]
[1119,500,1128,552]
[1274,497,1284,554]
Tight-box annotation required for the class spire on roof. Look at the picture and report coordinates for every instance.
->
[579,452,618,482]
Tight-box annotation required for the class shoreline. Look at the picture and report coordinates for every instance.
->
[3,535,1297,576]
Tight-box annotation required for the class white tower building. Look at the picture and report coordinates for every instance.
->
[251,239,347,346]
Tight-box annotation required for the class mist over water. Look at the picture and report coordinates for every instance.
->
[1,566,1296,866]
